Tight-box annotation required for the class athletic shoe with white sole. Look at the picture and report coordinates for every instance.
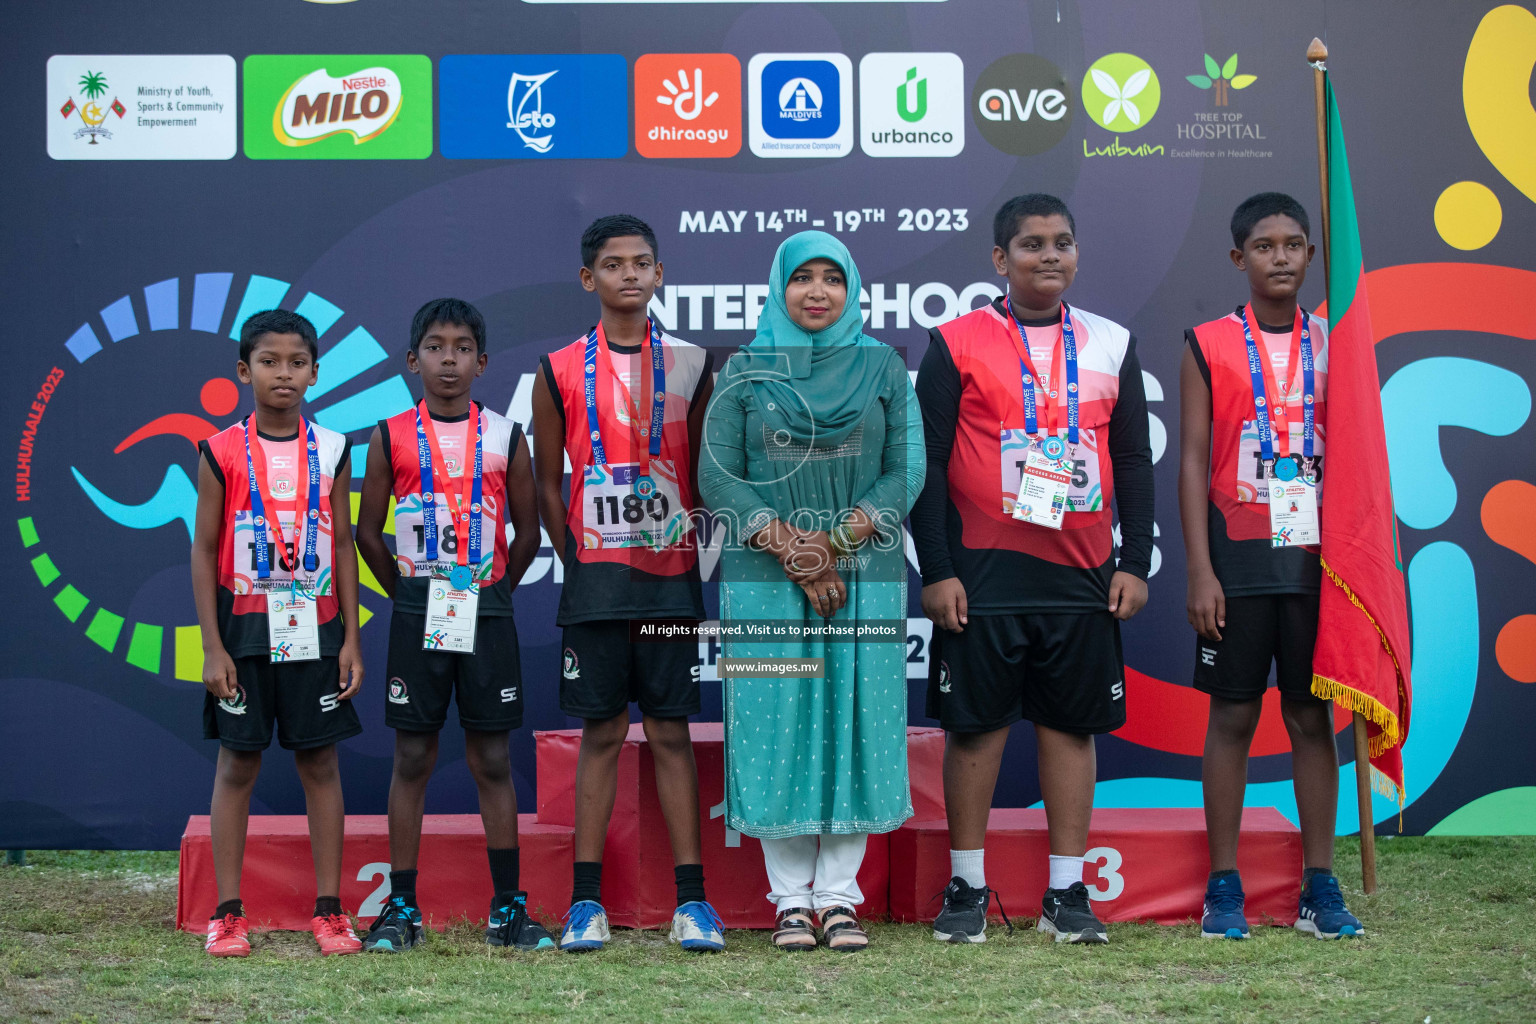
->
[933,876,1012,944]
[1200,873,1251,940]
[487,892,557,951]
[205,913,251,957]
[1037,882,1108,944]
[669,900,726,952]
[363,895,423,953]
[311,912,363,955]
[560,899,610,952]
[1295,872,1364,939]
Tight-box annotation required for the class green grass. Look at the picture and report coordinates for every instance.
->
[2,838,1532,1023]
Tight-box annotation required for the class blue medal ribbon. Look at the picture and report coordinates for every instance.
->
[1238,306,1315,477]
[415,402,484,579]
[1005,297,1079,448]
[584,318,667,494]
[242,416,320,587]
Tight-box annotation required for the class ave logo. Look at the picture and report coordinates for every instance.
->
[244,55,431,159]
[859,53,964,158]
[970,54,1073,155]
[439,55,627,160]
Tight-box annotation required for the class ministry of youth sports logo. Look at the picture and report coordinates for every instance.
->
[508,71,556,152]
[20,271,412,683]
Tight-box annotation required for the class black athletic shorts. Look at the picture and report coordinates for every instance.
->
[1192,592,1323,703]
[559,619,701,720]
[384,610,524,732]
[926,612,1127,735]
[203,655,363,751]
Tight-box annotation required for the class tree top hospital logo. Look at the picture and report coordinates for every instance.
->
[243,55,431,159]
[18,272,411,682]
[1186,53,1255,107]
[749,53,852,158]
[439,55,628,159]
[1082,53,1161,132]
[970,54,1072,155]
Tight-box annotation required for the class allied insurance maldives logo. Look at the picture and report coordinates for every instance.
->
[17,273,413,681]
[243,54,432,159]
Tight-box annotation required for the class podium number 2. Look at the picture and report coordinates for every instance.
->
[1084,846,1125,901]
[357,861,391,918]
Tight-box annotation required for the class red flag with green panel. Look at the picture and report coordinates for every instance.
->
[1311,73,1412,804]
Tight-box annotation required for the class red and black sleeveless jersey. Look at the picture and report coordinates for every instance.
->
[199,420,350,659]
[911,298,1155,613]
[540,328,712,625]
[377,402,523,617]
[1188,307,1330,596]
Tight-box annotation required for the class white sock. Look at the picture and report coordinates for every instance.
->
[949,849,985,889]
[1048,855,1085,891]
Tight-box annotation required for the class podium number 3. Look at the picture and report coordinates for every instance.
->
[357,861,391,918]
[1084,846,1125,901]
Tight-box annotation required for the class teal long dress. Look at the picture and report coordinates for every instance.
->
[700,344,925,838]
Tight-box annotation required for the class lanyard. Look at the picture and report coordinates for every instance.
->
[1238,304,1314,469]
[1005,297,1079,447]
[415,401,483,571]
[242,416,320,587]
[584,318,666,495]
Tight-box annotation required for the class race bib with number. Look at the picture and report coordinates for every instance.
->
[392,494,495,581]
[1267,474,1320,547]
[1237,420,1325,505]
[423,570,479,653]
[1012,446,1074,530]
[268,588,320,662]
[582,460,692,550]
[1001,428,1101,516]
[230,509,334,596]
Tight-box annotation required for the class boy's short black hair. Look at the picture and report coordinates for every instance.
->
[581,214,658,269]
[410,298,486,355]
[993,193,1076,249]
[239,309,318,364]
[1231,192,1310,248]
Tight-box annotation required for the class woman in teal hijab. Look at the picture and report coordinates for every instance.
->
[701,232,925,950]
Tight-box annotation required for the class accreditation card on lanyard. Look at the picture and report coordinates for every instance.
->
[1006,298,1080,531]
[1239,305,1319,547]
[581,319,691,550]
[244,417,322,662]
[416,402,484,653]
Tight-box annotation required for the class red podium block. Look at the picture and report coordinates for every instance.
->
[889,808,1301,926]
[177,814,572,932]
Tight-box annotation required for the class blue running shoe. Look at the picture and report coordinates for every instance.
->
[487,893,556,951]
[670,900,726,952]
[1200,874,1250,940]
[1295,872,1365,939]
[363,895,422,952]
[560,900,610,952]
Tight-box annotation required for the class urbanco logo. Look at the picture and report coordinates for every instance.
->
[244,54,431,159]
[439,55,627,159]
[970,54,1072,155]
[860,53,964,158]
[749,53,852,158]
[636,53,741,158]
[1081,52,1160,132]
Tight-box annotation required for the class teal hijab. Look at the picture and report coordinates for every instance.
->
[733,230,888,448]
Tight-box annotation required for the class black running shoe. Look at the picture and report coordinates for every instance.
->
[363,895,422,953]
[932,877,1012,944]
[1037,882,1108,944]
[486,892,556,951]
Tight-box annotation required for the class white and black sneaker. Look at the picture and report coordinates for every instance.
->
[932,876,1012,944]
[1037,882,1108,944]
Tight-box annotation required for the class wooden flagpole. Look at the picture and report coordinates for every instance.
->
[1308,35,1378,895]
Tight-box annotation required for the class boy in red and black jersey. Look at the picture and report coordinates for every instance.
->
[1180,193,1361,940]
[356,299,553,952]
[191,309,364,958]
[531,215,723,952]
[913,195,1154,945]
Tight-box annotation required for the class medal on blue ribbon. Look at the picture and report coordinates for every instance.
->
[584,317,667,497]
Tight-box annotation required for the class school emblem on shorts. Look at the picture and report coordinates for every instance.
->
[562,648,580,680]
[218,685,248,716]
[387,677,410,704]
[938,660,952,693]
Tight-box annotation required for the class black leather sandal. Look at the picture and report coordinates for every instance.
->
[817,905,868,952]
[772,907,818,951]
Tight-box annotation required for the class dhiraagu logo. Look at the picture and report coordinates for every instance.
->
[244,54,432,159]
[1081,53,1160,132]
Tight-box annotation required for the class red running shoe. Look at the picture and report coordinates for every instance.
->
[311,913,362,955]
[205,913,251,957]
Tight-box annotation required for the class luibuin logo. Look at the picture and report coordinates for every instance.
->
[897,68,926,123]
[59,70,125,145]
[1081,53,1160,132]
[1186,54,1256,107]
[507,71,557,152]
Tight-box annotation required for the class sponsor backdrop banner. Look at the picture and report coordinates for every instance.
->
[5,1,1533,848]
